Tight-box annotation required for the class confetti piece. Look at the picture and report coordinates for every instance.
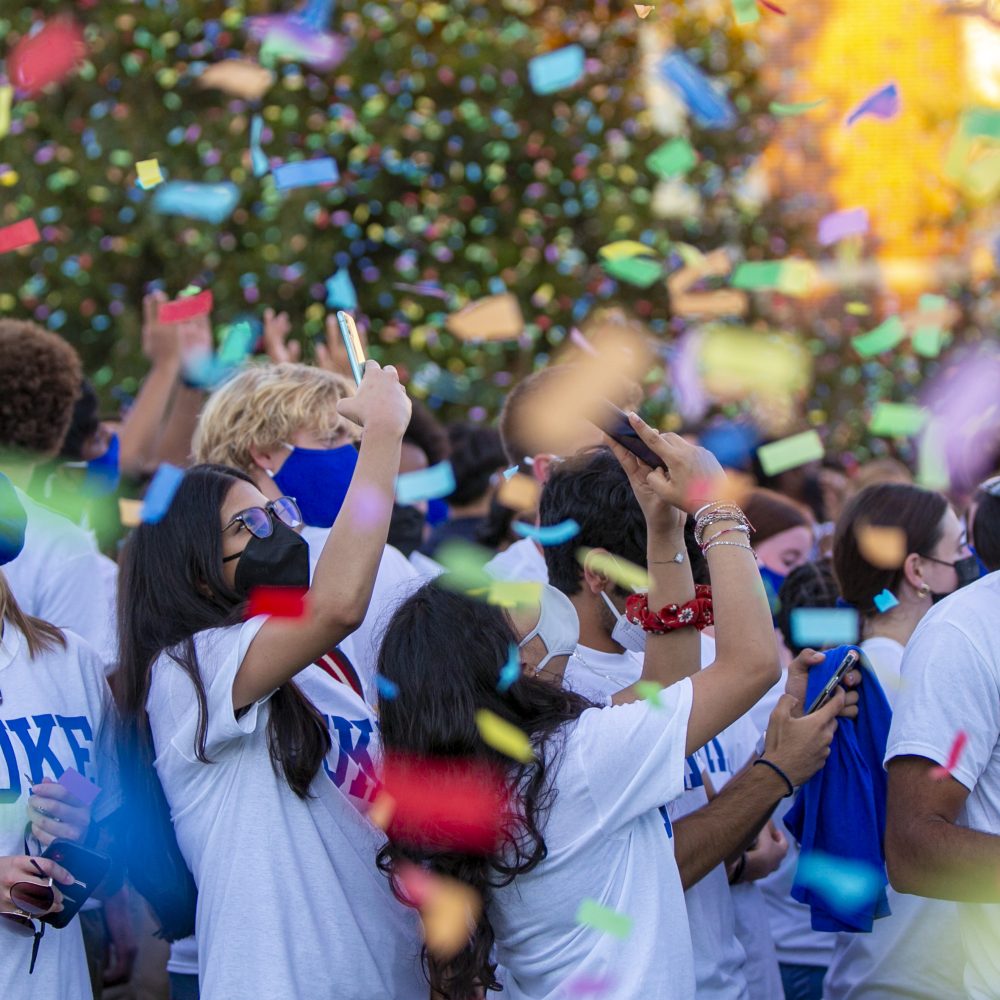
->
[216,321,257,368]
[645,138,698,178]
[851,317,906,357]
[151,181,240,224]
[246,586,308,619]
[769,99,828,117]
[634,681,663,707]
[136,159,163,190]
[396,862,482,960]
[250,114,269,178]
[57,768,102,807]
[396,461,457,505]
[497,474,541,513]
[575,899,634,939]
[0,218,41,256]
[730,261,784,290]
[598,240,656,261]
[498,645,521,692]
[602,255,662,288]
[633,5,655,17]
[513,519,581,545]
[732,0,761,24]
[380,754,510,853]
[392,282,451,300]
[796,851,883,916]
[818,208,869,246]
[528,45,585,95]
[376,674,399,700]
[141,464,185,524]
[855,524,907,569]
[475,709,534,763]
[869,402,927,438]
[502,466,519,480]
[931,731,968,780]
[911,294,950,359]
[435,540,494,592]
[446,293,524,342]
[873,589,899,613]
[272,157,340,191]
[0,86,12,141]
[758,0,787,12]
[485,580,543,609]
[577,549,650,591]
[159,290,213,324]
[660,51,737,130]
[756,431,825,476]
[198,59,275,101]
[845,302,871,316]
[119,498,143,528]
[846,82,900,127]
[789,608,859,647]
[325,267,358,310]
[8,18,85,96]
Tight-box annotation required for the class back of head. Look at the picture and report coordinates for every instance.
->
[59,380,101,461]
[193,363,356,473]
[539,447,646,596]
[403,400,451,468]
[845,457,913,498]
[744,488,813,545]
[0,319,82,458]
[775,560,841,655]
[832,482,948,615]
[972,479,1000,573]
[446,424,507,507]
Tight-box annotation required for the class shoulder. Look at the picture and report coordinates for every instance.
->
[14,489,98,560]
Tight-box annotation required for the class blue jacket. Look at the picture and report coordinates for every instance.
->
[784,645,893,932]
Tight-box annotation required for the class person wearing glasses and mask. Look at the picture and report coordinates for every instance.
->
[114,363,426,1000]
[820,482,978,1000]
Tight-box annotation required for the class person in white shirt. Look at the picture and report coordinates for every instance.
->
[828,483,978,999]
[113,363,426,1000]
[538,445,854,999]
[375,419,835,999]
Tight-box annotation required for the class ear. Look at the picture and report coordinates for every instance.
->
[247,443,286,476]
[901,551,925,592]
[581,547,612,596]
[531,453,555,485]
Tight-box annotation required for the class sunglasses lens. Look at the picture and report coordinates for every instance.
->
[10,881,53,918]
[243,508,273,539]
[0,912,36,937]
[272,497,303,529]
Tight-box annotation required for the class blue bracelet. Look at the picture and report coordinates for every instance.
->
[753,756,794,798]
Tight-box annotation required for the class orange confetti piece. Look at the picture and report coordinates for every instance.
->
[855,524,907,570]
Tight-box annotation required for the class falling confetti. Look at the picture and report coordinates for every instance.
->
[931,731,969,780]
[575,899,634,939]
[474,709,535,763]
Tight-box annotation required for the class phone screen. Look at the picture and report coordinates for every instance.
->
[589,400,668,471]
[336,311,366,386]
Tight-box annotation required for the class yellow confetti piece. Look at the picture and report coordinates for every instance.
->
[445,293,524,342]
[136,158,164,189]
[598,240,656,261]
[475,709,535,763]
[0,86,12,141]
[497,474,541,513]
[856,524,907,570]
[577,548,650,591]
[422,876,482,960]
[119,498,143,528]
[486,580,543,609]
[633,4,655,16]
[368,791,395,831]
[845,302,870,316]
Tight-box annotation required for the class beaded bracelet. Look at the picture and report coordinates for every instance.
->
[702,539,754,556]
[694,506,753,548]
[700,524,750,547]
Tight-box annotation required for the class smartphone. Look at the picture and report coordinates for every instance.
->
[40,839,111,929]
[806,649,860,715]
[336,311,367,386]
[588,400,668,471]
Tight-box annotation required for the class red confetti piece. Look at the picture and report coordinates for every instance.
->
[380,754,511,854]
[158,290,214,324]
[8,18,86,96]
[758,0,787,11]
[0,218,41,255]
[931,731,968,780]
[246,585,308,619]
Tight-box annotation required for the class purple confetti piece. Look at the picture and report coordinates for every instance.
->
[846,83,899,126]
[58,767,102,807]
[818,207,869,246]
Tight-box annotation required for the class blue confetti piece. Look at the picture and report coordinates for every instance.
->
[141,464,185,524]
[502,466,518,480]
[498,644,521,692]
[873,589,899,613]
[250,114,269,178]
[659,51,737,130]
[528,45,585,96]
[796,851,884,917]
[789,607,859,648]
[845,82,900,126]
[151,181,240,224]
[272,157,339,191]
[395,461,457,506]
[325,266,358,310]
[513,519,581,546]
[375,674,399,700]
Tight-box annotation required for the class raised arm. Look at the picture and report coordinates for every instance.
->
[231,360,410,708]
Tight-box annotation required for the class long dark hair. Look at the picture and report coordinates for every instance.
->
[375,581,593,998]
[113,464,330,934]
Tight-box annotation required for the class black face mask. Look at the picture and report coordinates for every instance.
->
[232,520,311,596]
[929,554,982,604]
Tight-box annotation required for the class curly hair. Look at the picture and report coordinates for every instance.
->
[0,320,82,456]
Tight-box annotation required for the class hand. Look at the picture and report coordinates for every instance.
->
[741,821,788,882]
[101,886,138,987]
[261,308,300,364]
[141,292,182,367]
[336,360,411,436]
[622,413,726,516]
[316,313,369,379]
[177,315,214,372]
[27,778,92,848]
[763,688,845,787]
[785,648,862,721]
[605,436,686,538]
[0,855,74,914]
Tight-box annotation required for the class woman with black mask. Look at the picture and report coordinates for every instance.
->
[113,362,426,1000]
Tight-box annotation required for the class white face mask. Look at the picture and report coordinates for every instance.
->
[519,584,580,674]
[601,590,647,653]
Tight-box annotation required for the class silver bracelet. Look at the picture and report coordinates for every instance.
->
[693,500,726,520]
[694,506,751,547]
[703,539,755,555]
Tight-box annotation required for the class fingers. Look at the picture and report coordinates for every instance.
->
[30,814,83,843]
[31,857,75,887]
[812,685,847,726]
[627,412,677,461]
[842,668,863,689]
[288,339,301,362]
[30,780,84,807]
[772,692,800,720]
[790,648,825,671]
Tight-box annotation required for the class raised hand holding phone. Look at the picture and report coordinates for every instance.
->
[336,311,368,386]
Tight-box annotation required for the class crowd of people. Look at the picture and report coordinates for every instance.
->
[1,301,999,1000]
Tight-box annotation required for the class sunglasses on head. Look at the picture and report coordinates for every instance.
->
[222,497,302,563]
[0,858,54,975]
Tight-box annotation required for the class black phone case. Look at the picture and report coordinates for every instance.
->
[591,400,668,471]
[40,839,111,929]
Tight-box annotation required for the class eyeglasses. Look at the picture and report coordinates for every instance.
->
[0,858,53,975]
[222,497,302,562]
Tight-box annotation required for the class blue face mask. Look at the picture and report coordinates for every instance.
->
[758,564,786,619]
[271,443,359,528]
[82,433,120,497]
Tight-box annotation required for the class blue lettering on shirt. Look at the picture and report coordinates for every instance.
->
[320,714,379,805]
[658,805,673,839]
[0,715,96,804]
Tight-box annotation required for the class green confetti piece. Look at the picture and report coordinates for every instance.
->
[911,325,945,359]
[850,317,906,357]
[769,99,828,117]
[917,419,950,491]
[732,0,760,24]
[756,430,825,477]
[645,138,697,179]
[869,402,927,438]
[602,255,662,288]
[575,899,633,939]
[731,261,784,290]
[961,108,1000,141]
[634,681,663,707]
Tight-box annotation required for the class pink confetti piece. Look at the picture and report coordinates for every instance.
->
[0,218,41,255]
[569,327,598,355]
[931,731,968,780]
[758,0,786,11]
[159,290,213,324]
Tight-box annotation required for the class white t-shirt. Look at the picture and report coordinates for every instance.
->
[147,617,425,1000]
[0,623,119,1000]
[885,572,1000,1000]
[3,489,117,669]
[489,682,696,1000]
[485,537,548,583]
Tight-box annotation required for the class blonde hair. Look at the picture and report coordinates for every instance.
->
[0,571,66,658]
[193,363,358,473]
